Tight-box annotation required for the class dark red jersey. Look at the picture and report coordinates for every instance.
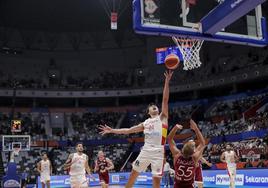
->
[97,158,109,172]
[97,158,110,184]
[174,155,196,188]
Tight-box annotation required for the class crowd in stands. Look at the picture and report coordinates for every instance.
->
[199,112,268,138]
[0,49,267,90]
[63,71,131,89]
[70,112,123,140]
[206,93,268,118]
[0,92,265,141]
[0,78,46,89]
[0,112,46,136]
[203,137,268,164]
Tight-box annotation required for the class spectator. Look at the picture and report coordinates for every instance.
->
[244,159,253,168]
[257,159,266,168]
[163,159,171,188]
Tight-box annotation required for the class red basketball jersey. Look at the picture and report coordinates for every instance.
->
[174,155,196,188]
[97,158,109,173]
[97,158,110,184]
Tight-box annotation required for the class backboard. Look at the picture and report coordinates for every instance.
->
[2,135,31,151]
[133,0,268,47]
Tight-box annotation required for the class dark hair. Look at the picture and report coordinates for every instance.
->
[146,103,156,114]
[76,142,83,147]
[41,152,47,156]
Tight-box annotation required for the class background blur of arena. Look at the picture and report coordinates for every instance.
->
[0,0,268,187]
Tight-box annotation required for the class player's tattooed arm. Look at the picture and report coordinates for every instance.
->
[63,153,74,170]
[167,124,183,157]
[161,70,173,119]
[99,123,144,135]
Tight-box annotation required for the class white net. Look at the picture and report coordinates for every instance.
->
[13,148,20,156]
[172,36,204,71]
[216,0,225,4]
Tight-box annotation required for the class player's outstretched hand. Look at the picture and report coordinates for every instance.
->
[164,70,174,82]
[175,124,183,130]
[190,119,198,131]
[99,124,113,135]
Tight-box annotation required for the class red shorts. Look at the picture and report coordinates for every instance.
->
[195,164,203,182]
[99,171,109,184]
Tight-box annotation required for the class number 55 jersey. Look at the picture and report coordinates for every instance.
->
[174,155,196,188]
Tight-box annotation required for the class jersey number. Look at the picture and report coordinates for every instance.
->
[177,166,194,178]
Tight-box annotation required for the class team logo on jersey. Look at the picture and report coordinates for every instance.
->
[145,123,154,131]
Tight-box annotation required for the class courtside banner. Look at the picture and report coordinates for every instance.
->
[37,172,156,187]
[203,169,268,188]
[37,169,268,187]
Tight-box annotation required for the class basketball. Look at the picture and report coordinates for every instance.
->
[164,54,180,70]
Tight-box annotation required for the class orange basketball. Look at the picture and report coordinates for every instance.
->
[164,54,180,70]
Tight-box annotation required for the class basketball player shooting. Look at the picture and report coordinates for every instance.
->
[37,152,52,188]
[220,144,239,188]
[94,151,114,188]
[187,139,212,188]
[167,120,206,188]
[99,70,173,188]
[64,143,94,188]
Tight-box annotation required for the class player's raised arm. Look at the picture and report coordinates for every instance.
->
[191,119,206,162]
[167,124,183,157]
[161,70,173,119]
[99,123,144,135]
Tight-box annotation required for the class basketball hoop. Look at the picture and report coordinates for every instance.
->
[172,36,204,71]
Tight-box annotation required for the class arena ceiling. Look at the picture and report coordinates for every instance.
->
[0,0,267,51]
[0,0,132,32]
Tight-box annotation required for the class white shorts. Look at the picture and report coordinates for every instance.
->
[70,174,88,188]
[132,145,164,177]
[40,174,50,183]
[227,163,236,178]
